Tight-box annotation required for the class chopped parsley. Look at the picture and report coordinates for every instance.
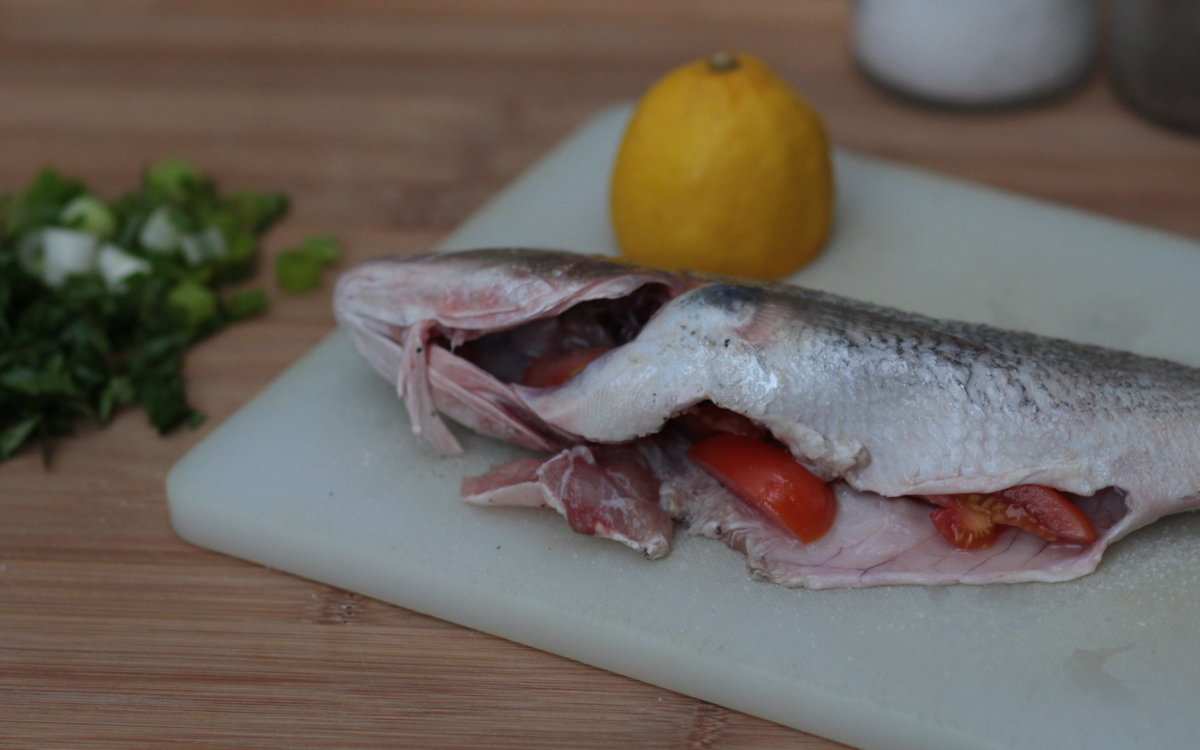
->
[0,160,290,463]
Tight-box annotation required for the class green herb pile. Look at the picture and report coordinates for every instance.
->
[0,160,290,463]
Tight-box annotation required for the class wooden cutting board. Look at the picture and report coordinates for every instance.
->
[168,104,1200,750]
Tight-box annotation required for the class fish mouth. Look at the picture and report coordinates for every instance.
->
[445,282,674,386]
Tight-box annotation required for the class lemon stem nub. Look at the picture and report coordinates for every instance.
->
[707,52,740,73]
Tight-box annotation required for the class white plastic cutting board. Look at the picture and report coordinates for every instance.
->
[168,104,1200,750]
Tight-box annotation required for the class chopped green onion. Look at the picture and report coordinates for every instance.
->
[275,249,322,293]
[228,191,290,235]
[97,243,151,288]
[0,159,289,462]
[145,159,202,202]
[60,194,117,240]
[179,227,227,265]
[2,168,85,237]
[41,228,99,287]
[227,287,267,320]
[166,280,219,328]
[299,234,341,266]
[225,232,256,261]
[139,206,183,253]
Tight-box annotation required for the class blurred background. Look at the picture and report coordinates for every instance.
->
[1,0,1197,242]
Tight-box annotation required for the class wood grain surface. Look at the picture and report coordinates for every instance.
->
[2,2,1199,748]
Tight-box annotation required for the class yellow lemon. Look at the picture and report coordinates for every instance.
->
[610,52,833,279]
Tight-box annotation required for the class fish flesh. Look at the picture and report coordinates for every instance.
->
[334,248,1200,588]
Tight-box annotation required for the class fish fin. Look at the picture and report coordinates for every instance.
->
[398,319,463,456]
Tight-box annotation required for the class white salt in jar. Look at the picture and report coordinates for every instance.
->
[853,0,1098,107]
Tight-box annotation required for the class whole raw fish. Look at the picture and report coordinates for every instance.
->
[334,248,1200,587]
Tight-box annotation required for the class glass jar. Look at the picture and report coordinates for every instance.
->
[1110,0,1200,134]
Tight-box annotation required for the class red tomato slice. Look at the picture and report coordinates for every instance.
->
[687,434,836,543]
[929,505,1003,550]
[521,347,611,388]
[922,485,1097,549]
[995,485,1097,544]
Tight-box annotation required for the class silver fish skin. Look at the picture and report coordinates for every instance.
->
[334,248,1200,586]
[528,281,1200,500]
